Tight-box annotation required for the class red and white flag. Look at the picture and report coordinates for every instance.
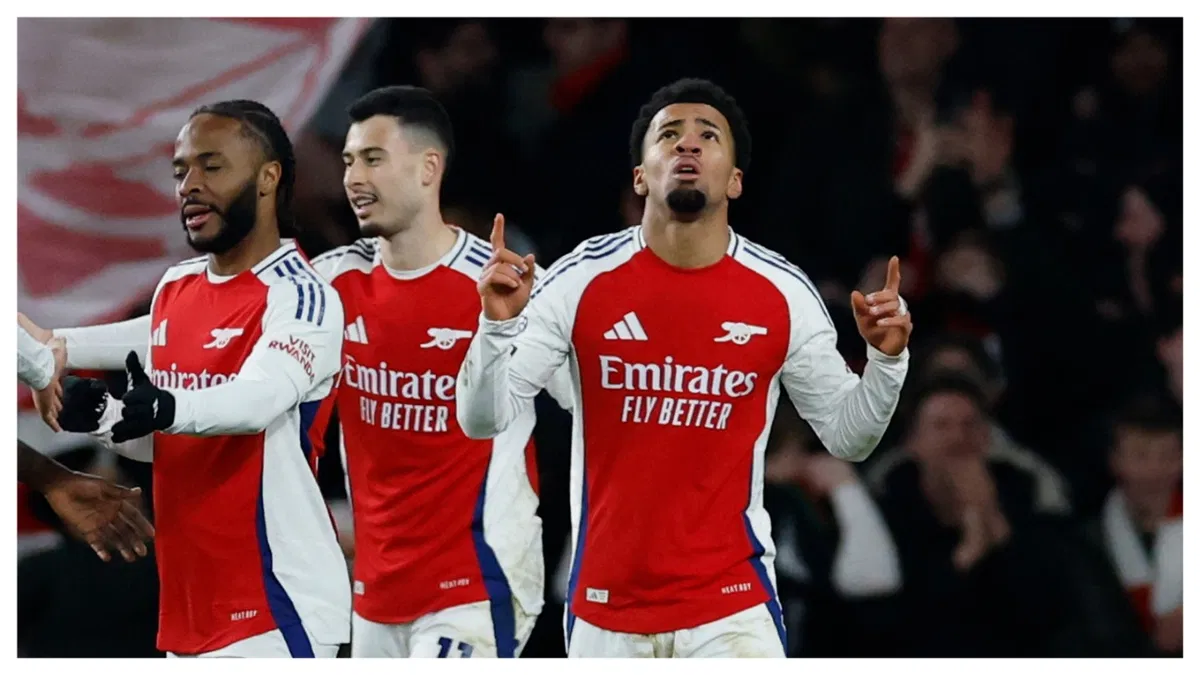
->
[16,17,372,451]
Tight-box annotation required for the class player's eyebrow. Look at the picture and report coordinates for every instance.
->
[656,118,722,134]
[342,146,386,159]
[172,151,222,167]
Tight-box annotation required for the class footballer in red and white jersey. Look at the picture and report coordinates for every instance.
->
[59,242,352,656]
[457,79,912,658]
[315,85,573,658]
[51,103,351,658]
[311,228,572,655]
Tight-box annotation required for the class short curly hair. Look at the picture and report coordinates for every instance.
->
[628,78,752,173]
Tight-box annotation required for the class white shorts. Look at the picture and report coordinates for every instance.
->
[166,626,340,658]
[567,603,786,658]
[351,598,538,658]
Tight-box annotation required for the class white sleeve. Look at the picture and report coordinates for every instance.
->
[91,394,154,462]
[56,315,151,370]
[780,289,908,462]
[544,361,575,413]
[17,324,57,390]
[167,281,344,436]
[456,293,572,439]
[827,481,902,597]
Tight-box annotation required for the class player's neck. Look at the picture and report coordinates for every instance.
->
[379,211,458,272]
[641,205,730,269]
[208,223,281,277]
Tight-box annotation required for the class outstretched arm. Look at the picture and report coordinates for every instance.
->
[110,281,344,440]
[18,440,154,562]
[47,314,152,370]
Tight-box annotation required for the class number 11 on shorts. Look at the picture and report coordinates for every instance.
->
[437,637,474,658]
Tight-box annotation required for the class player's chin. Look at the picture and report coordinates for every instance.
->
[184,219,224,245]
[359,219,391,238]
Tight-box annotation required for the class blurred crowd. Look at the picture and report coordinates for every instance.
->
[18,17,1182,658]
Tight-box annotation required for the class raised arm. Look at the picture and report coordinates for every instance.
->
[456,215,572,438]
[781,257,911,462]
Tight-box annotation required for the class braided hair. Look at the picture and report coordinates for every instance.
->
[191,100,297,234]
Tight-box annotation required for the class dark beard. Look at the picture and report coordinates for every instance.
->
[185,179,258,254]
[666,187,707,217]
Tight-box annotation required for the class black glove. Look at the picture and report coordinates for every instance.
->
[57,376,110,433]
[111,351,175,443]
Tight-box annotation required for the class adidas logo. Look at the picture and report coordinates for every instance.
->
[603,312,648,341]
[151,320,168,347]
[344,316,369,344]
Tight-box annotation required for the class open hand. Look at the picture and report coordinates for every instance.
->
[478,214,536,321]
[851,256,913,356]
[44,471,155,562]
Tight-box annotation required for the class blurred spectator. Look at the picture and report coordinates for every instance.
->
[507,19,649,260]
[1055,19,1181,190]
[870,375,1147,656]
[1097,394,1182,656]
[293,19,394,255]
[868,334,1072,519]
[1155,322,1182,406]
[759,18,967,290]
[763,407,902,656]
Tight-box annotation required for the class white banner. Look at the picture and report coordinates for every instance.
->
[16,17,373,449]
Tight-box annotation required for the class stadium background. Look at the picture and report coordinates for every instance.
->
[16,17,1183,657]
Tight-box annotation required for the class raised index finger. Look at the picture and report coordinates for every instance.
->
[885,256,901,293]
[490,213,506,251]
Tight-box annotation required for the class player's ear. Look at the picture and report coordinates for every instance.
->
[726,167,743,200]
[258,161,282,197]
[421,149,442,187]
[632,166,648,197]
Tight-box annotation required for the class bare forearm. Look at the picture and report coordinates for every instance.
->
[17,441,70,491]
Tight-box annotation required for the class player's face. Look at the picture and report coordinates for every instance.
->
[343,115,434,238]
[633,102,743,219]
[172,114,264,254]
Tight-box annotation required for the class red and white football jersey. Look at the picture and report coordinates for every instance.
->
[59,241,351,656]
[457,226,909,640]
[311,228,571,636]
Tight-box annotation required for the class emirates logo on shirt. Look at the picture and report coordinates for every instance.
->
[599,355,760,431]
[341,356,455,433]
[150,364,239,390]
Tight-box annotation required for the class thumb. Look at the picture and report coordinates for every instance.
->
[104,481,139,498]
[850,290,870,317]
[126,351,149,387]
[885,256,902,292]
